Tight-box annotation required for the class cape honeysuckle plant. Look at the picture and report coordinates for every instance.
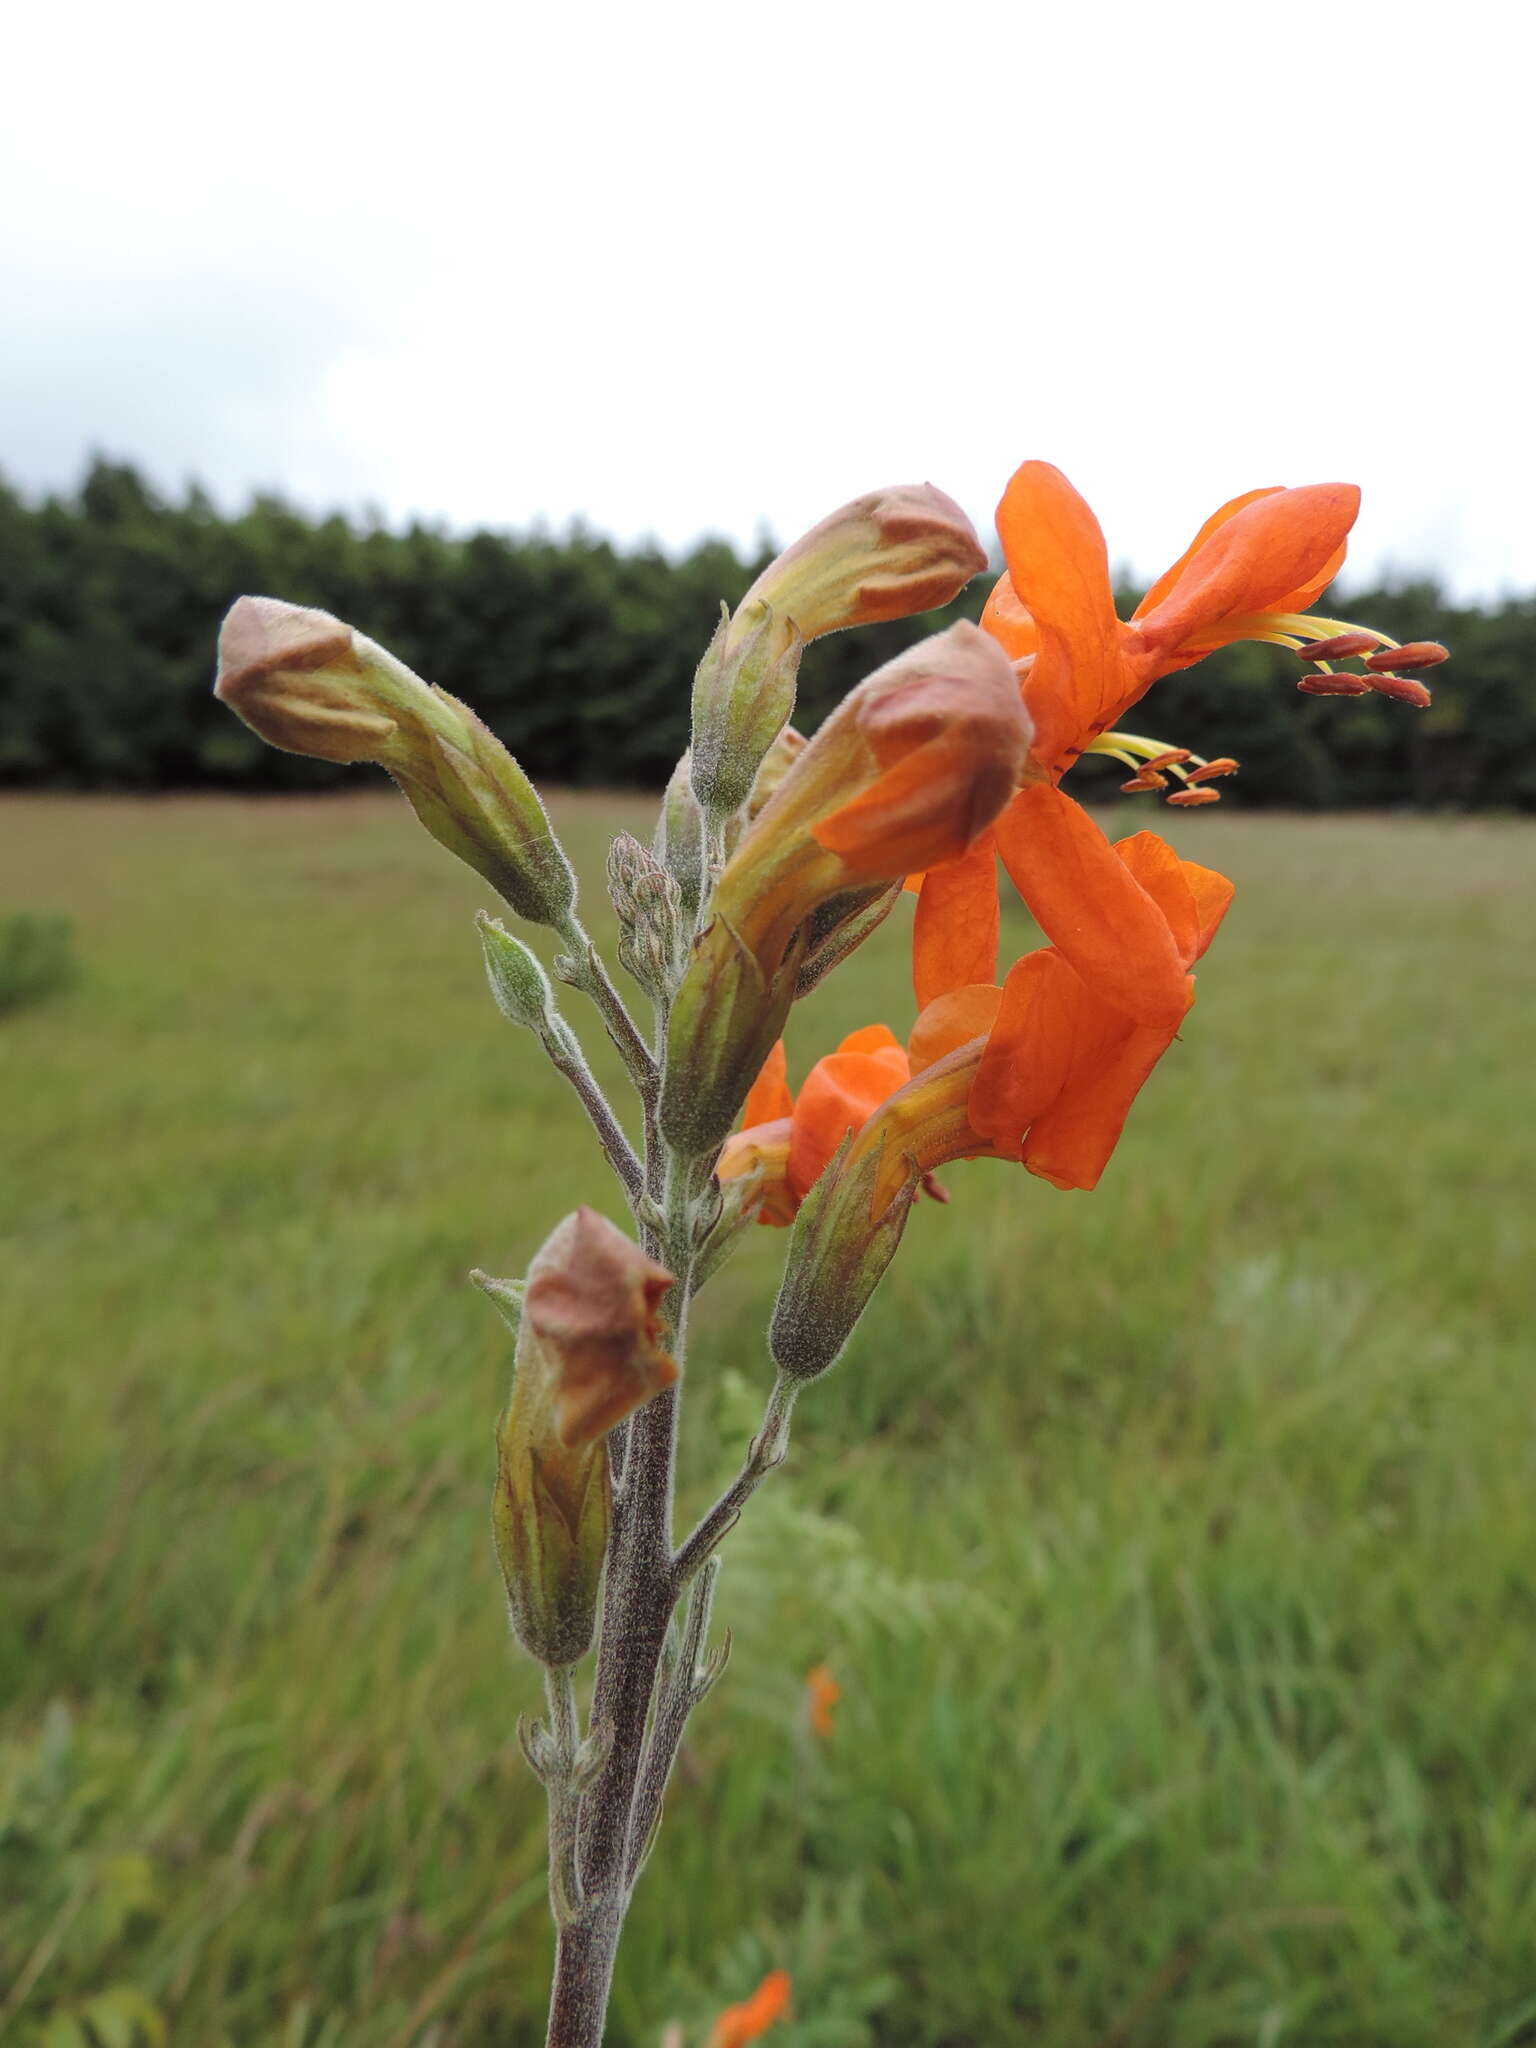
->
[212,460,1445,2045]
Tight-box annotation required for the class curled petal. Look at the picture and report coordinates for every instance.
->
[908,984,1003,1076]
[994,785,1190,1030]
[1132,484,1361,659]
[912,830,999,1008]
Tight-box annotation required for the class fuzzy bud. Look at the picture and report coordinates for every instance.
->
[607,832,684,1001]
[768,1135,921,1380]
[659,623,1029,1156]
[477,912,554,1030]
[738,484,987,651]
[690,603,802,822]
[655,754,706,920]
[479,1210,677,1668]
[214,596,576,926]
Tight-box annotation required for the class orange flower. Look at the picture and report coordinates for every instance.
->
[708,1970,792,2048]
[805,1663,842,1740]
[661,622,1029,1158]
[771,830,1231,1379]
[969,832,1233,1190]
[912,461,1445,1016]
[718,1028,911,1226]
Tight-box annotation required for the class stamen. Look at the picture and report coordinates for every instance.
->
[1296,631,1379,661]
[1366,641,1448,672]
[1166,787,1220,807]
[1297,673,1370,696]
[1120,770,1169,793]
[1143,748,1192,771]
[1366,674,1433,708]
[1184,757,1238,784]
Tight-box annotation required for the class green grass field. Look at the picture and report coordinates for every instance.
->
[3,793,1534,2048]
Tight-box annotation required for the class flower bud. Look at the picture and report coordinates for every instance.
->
[523,1208,680,1447]
[768,1133,921,1380]
[739,484,987,651]
[214,596,576,926]
[655,753,706,920]
[477,911,554,1030]
[607,832,684,1001]
[479,1210,677,1669]
[769,1039,1000,1378]
[690,603,802,821]
[660,623,1029,1156]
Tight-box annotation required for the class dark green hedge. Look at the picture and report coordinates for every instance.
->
[3,459,1531,807]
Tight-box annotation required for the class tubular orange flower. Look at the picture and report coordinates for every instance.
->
[769,832,1231,1379]
[913,460,1446,1016]
[969,832,1233,1190]
[661,622,1029,1156]
[708,1970,792,2048]
[718,1028,911,1226]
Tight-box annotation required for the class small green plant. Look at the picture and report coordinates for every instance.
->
[0,912,78,1016]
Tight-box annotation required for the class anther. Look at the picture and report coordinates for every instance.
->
[1166,787,1220,806]
[1366,642,1448,672]
[1120,771,1168,793]
[1297,673,1370,696]
[1185,757,1238,784]
[1366,674,1433,708]
[1298,631,1379,660]
[1143,748,1191,771]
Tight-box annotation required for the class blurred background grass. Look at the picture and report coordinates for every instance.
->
[2,792,1533,2048]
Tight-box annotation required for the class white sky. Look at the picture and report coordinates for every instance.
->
[5,0,1531,598]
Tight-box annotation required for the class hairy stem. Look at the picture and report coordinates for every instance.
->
[556,915,659,1107]
[540,1015,644,1204]
[672,1373,797,1589]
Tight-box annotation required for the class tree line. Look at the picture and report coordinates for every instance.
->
[2,459,1532,808]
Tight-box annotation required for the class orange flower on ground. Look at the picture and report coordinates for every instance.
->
[805,1663,842,1739]
[708,1970,792,2048]
[912,461,1446,1014]
[718,1027,911,1226]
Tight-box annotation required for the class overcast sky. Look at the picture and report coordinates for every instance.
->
[5,0,1530,598]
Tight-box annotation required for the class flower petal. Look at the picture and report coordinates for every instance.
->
[1113,832,1235,966]
[908,983,1003,1076]
[993,461,1135,771]
[1132,484,1360,659]
[967,949,1086,1149]
[1131,488,1281,620]
[788,1036,910,1199]
[1023,991,1193,1191]
[741,1040,793,1128]
[994,784,1191,1030]
[913,830,999,1008]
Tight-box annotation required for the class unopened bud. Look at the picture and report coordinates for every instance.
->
[608,832,684,1000]
[523,1208,679,1447]
[690,603,802,821]
[655,754,706,919]
[769,1135,920,1380]
[660,623,1029,1157]
[480,1210,677,1669]
[215,596,576,925]
[739,484,987,649]
[477,911,554,1030]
